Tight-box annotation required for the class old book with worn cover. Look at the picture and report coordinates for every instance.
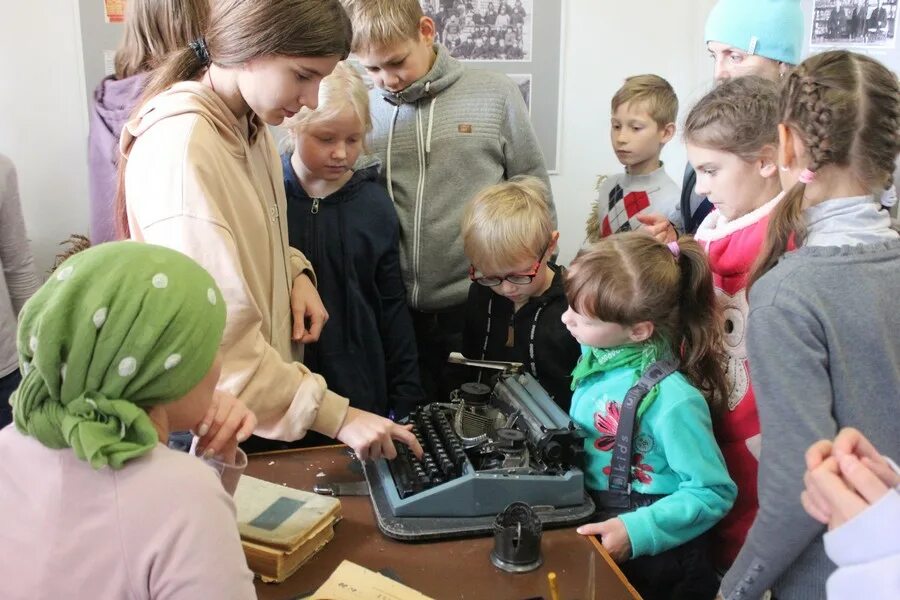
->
[242,517,336,583]
[234,476,342,582]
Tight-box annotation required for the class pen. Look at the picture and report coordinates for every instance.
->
[547,571,560,600]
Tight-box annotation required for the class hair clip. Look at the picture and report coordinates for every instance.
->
[667,241,680,258]
[189,38,211,67]
[799,169,816,184]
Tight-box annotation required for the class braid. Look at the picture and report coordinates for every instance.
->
[751,50,900,289]
[863,76,900,191]
[798,77,834,170]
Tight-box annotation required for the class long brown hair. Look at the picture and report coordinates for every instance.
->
[114,0,209,80]
[750,50,900,287]
[566,233,729,411]
[683,75,780,162]
[115,0,353,239]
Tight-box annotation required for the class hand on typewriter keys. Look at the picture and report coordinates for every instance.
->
[336,407,425,461]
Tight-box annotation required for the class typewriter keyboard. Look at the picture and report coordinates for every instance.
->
[388,405,470,498]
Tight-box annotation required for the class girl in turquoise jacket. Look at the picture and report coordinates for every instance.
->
[562,233,736,600]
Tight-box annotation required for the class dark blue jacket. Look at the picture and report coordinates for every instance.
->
[283,154,424,418]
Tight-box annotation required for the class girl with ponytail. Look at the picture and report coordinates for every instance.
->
[721,50,900,600]
[116,0,422,461]
[562,232,735,600]
[684,74,786,570]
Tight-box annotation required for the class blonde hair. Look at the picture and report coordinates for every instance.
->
[751,50,900,287]
[684,76,779,162]
[611,74,679,128]
[461,176,553,273]
[566,234,728,411]
[281,62,372,153]
[114,0,209,79]
[340,0,423,53]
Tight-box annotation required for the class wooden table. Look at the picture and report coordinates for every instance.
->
[249,445,640,600]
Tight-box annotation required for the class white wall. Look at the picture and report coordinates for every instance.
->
[0,0,720,272]
[550,0,719,264]
[0,1,90,275]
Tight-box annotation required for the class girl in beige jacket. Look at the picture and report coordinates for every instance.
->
[117,0,421,462]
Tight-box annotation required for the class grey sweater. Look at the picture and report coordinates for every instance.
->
[722,196,900,600]
[368,44,553,311]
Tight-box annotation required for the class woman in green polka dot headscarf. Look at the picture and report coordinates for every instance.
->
[0,241,259,598]
[8,241,256,468]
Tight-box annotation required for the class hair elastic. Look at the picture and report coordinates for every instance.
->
[667,241,680,258]
[189,38,210,67]
[799,168,816,184]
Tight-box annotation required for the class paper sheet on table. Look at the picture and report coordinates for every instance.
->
[309,560,434,600]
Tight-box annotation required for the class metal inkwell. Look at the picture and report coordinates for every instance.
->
[490,501,543,573]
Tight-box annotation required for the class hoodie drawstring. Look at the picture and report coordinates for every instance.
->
[387,82,436,200]
[386,104,400,203]
[425,96,437,168]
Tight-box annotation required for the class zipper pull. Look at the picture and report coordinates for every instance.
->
[311,198,320,214]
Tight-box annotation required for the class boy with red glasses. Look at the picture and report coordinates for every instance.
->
[459,176,579,411]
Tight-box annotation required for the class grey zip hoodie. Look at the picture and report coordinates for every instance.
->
[368,43,553,311]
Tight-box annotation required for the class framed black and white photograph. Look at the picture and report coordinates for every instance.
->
[420,0,534,62]
[810,0,898,48]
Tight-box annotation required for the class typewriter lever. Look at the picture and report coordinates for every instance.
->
[447,352,524,375]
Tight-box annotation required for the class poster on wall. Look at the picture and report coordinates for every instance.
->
[810,0,898,48]
[103,0,125,23]
[415,0,563,171]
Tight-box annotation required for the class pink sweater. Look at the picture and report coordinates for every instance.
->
[0,425,256,599]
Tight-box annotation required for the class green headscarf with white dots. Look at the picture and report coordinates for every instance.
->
[11,241,226,469]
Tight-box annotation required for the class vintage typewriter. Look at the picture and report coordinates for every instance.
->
[364,354,596,540]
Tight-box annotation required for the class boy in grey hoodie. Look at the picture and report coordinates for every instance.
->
[342,0,554,403]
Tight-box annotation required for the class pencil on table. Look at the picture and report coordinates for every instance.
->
[547,571,560,600]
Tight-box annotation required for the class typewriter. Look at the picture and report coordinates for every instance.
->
[364,355,595,540]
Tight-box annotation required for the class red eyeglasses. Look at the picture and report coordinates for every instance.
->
[468,242,549,287]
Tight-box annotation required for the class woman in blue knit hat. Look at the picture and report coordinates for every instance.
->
[0,242,258,599]
[640,0,805,238]
[687,0,805,233]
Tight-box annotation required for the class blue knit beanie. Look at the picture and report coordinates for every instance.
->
[705,0,804,65]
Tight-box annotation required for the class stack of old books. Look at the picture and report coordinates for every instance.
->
[234,476,342,583]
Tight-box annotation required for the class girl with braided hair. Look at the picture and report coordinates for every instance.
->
[720,50,900,600]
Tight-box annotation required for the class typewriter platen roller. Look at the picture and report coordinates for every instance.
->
[368,356,588,519]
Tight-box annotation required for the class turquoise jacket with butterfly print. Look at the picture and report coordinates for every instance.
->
[569,350,736,558]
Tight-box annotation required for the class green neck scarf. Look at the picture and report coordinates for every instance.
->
[11,242,226,469]
[571,339,671,418]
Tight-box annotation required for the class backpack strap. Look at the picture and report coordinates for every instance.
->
[604,359,679,508]
[680,166,696,234]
